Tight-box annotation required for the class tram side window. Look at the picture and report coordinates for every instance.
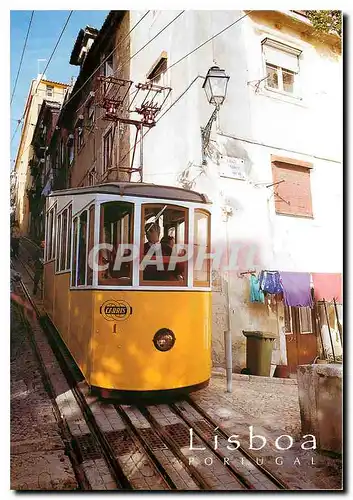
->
[51,206,57,261]
[45,207,56,261]
[55,206,71,273]
[98,201,134,286]
[71,217,78,287]
[87,205,95,285]
[67,205,72,270]
[45,212,50,261]
[77,211,88,286]
[55,214,62,272]
[140,204,188,286]
[194,210,211,287]
[60,209,68,271]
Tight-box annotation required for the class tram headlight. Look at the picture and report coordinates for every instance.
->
[153,328,176,352]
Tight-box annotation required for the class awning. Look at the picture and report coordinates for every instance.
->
[312,273,343,303]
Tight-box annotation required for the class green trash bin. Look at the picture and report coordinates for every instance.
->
[242,331,277,376]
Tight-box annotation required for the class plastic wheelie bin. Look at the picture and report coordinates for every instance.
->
[242,331,277,376]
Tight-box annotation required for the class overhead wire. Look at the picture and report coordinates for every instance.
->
[33,10,73,96]
[29,10,251,185]
[78,11,252,184]
[116,11,253,171]
[64,10,151,115]
[74,11,185,186]
[10,10,34,106]
[12,11,73,160]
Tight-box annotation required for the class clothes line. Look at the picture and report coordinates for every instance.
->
[246,270,343,307]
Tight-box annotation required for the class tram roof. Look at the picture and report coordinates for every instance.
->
[50,182,211,204]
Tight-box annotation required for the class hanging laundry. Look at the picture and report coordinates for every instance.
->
[249,274,265,303]
[280,272,313,308]
[259,270,283,294]
[311,273,343,303]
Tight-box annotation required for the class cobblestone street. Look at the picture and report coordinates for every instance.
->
[191,373,342,490]
[10,302,77,490]
[10,257,342,492]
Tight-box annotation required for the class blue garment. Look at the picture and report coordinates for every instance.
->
[250,274,265,303]
[259,270,283,294]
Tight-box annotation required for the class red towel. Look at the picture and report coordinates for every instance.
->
[312,273,342,303]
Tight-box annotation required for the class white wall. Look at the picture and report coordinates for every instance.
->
[129,10,342,370]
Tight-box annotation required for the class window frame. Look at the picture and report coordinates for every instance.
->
[54,203,72,274]
[140,203,189,288]
[98,201,135,287]
[77,209,88,286]
[284,305,316,335]
[87,205,95,286]
[103,52,114,78]
[67,135,75,166]
[87,98,95,130]
[46,85,54,97]
[193,208,211,288]
[45,204,57,262]
[76,116,84,152]
[102,126,114,175]
[147,54,168,86]
[55,213,62,272]
[261,38,301,98]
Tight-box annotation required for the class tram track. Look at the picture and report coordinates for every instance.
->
[12,240,289,491]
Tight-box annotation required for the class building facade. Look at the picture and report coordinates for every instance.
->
[55,11,131,191]
[13,77,69,235]
[128,10,343,370]
[20,10,342,373]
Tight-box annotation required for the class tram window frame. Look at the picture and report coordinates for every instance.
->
[54,205,71,273]
[140,203,189,287]
[87,205,95,285]
[193,209,211,287]
[51,206,57,261]
[55,213,62,272]
[98,201,134,286]
[45,205,57,262]
[71,217,78,287]
[67,205,72,270]
[77,210,88,286]
[60,208,68,271]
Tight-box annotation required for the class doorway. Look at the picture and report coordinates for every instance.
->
[284,305,318,374]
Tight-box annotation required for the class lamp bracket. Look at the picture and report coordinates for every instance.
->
[201,106,218,164]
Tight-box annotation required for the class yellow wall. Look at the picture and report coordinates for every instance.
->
[14,79,68,235]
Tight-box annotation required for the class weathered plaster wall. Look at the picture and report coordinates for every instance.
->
[129,11,342,370]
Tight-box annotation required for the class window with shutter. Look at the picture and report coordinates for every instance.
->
[271,156,313,218]
[262,38,301,96]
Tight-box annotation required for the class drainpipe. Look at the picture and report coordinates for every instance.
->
[222,205,233,392]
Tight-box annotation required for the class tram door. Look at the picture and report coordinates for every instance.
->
[284,305,318,374]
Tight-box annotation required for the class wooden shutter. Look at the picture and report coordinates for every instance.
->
[272,157,313,217]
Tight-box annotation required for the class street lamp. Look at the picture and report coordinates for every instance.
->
[202,66,230,108]
[201,66,230,164]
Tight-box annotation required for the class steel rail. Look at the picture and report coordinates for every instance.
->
[115,405,178,490]
[14,278,89,490]
[186,397,289,490]
[138,405,219,490]
[14,251,129,490]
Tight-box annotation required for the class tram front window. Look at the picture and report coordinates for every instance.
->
[98,201,133,286]
[141,204,188,285]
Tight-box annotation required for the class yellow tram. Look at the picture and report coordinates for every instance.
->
[43,182,212,396]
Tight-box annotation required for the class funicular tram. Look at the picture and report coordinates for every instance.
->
[43,182,212,396]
